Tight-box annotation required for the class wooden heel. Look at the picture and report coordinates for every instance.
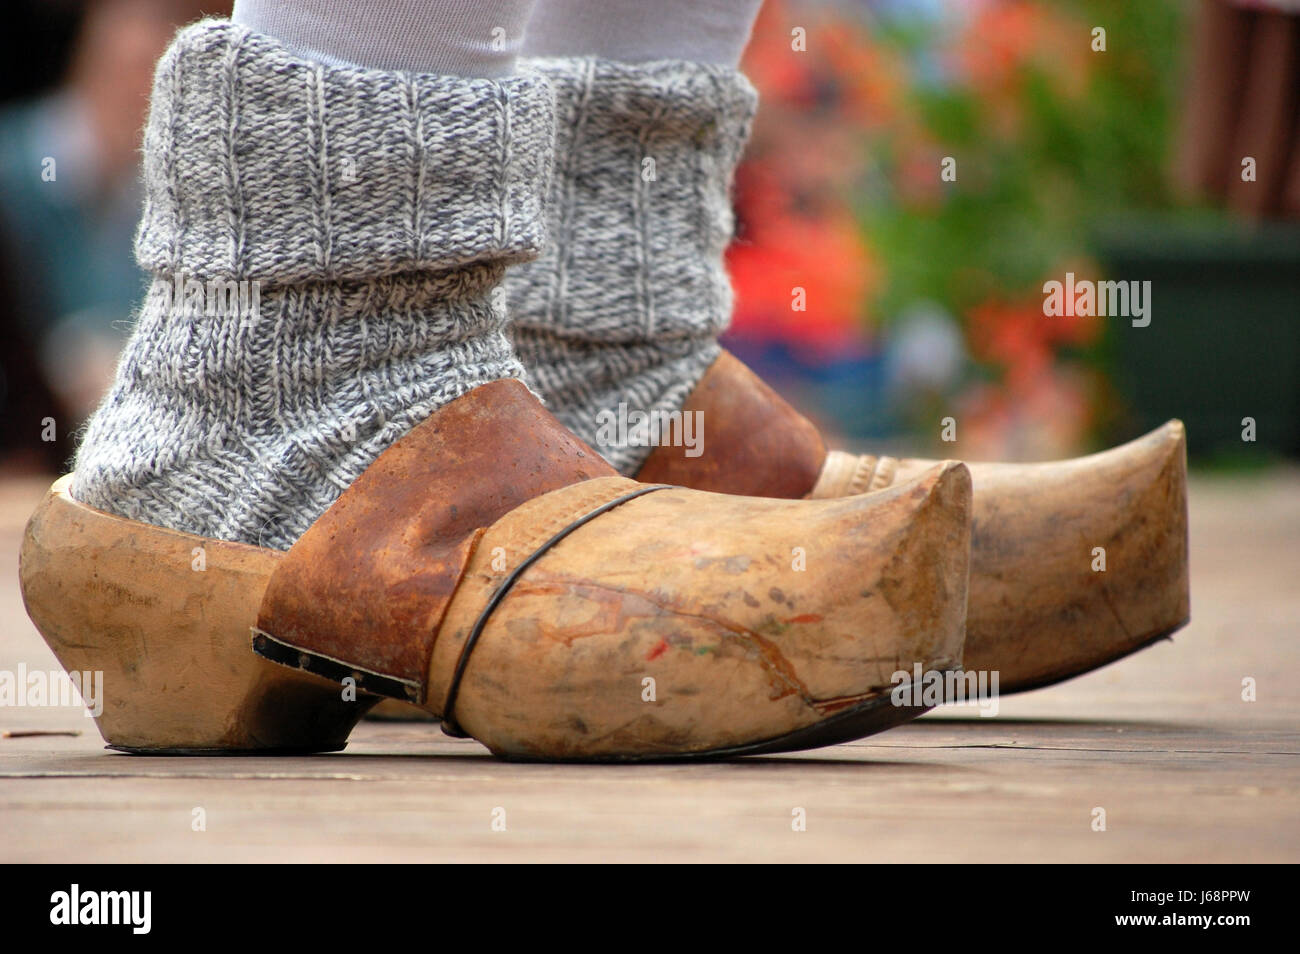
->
[19,477,374,754]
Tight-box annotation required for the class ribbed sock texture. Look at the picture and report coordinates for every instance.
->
[72,20,553,550]
[232,0,538,77]
[506,57,756,474]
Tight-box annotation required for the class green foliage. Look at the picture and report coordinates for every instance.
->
[861,0,1187,324]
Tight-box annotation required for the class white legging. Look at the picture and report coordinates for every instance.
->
[231,0,765,77]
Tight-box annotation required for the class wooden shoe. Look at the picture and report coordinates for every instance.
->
[20,380,972,760]
[638,351,1190,694]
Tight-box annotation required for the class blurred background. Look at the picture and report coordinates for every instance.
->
[1,0,1297,475]
[0,0,231,472]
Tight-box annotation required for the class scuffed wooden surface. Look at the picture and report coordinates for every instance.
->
[1,471,1297,862]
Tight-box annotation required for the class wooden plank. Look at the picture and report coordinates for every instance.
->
[1,472,1297,862]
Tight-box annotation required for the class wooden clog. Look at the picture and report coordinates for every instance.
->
[638,351,1190,693]
[20,379,973,760]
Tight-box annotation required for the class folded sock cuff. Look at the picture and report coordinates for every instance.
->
[513,56,756,342]
[135,20,555,283]
[526,56,757,153]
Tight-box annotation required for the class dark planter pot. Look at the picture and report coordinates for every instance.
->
[1094,219,1300,460]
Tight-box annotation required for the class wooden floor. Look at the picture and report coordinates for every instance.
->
[1,470,1296,863]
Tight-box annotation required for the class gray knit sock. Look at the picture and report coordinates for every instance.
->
[72,20,552,550]
[505,57,756,474]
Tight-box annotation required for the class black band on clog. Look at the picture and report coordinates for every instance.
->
[440,484,671,739]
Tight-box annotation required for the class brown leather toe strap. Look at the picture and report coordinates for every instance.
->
[439,483,670,738]
[253,379,617,697]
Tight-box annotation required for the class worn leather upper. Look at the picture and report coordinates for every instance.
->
[636,351,827,498]
[256,380,615,685]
